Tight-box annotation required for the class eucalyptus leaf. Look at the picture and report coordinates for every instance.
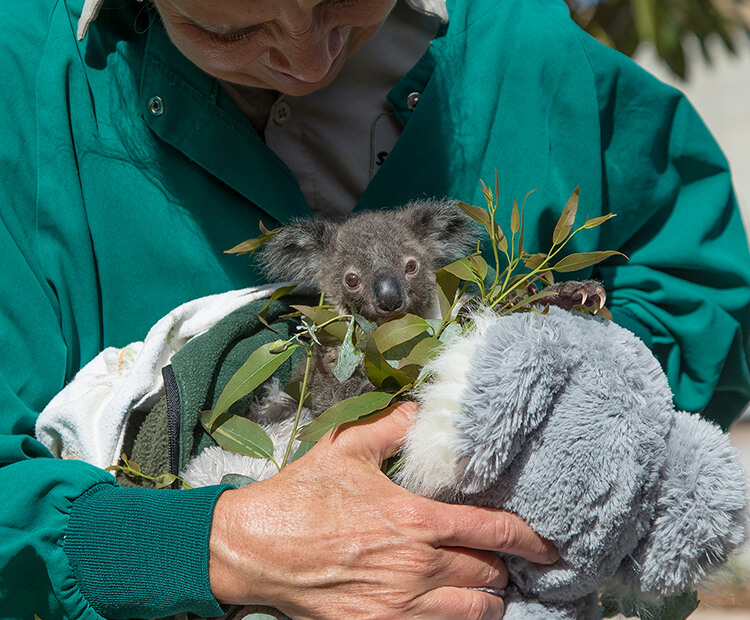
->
[436,268,460,319]
[221,473,256,488]
[511,198,520,235]
[456,201,507,252]
[258,283,299,329]
[582,213,617,229]
[298,391,395,442]
[373,314,431,354]
[292,305,349,342]
[552,250,626,273]
[284,380,310,406]
[402,335,443,366]
[208,341,299,427]
[364,336,416,391]
[354,314,377,336]
[524,253,548,271]
[437,322,462,346]
[289,440,316,463]
[225,226,282,256]
[552,187,579,246]
[200,410,275,461]
[154,473,178,489]
[333,318,363,382]
[440,254,489,286]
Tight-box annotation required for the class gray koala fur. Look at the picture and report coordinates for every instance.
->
[258,199,478,415]
[395,305,748,619]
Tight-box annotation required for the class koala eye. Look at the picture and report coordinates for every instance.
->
[345,272,361,289]
[404,259,419,275]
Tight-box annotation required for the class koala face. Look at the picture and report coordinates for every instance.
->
[320,214,441,323]
[259,199,479,323]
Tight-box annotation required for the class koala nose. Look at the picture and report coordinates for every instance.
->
[374,274,405,314]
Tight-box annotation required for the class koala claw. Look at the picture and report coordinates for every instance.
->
[541,280,607,313]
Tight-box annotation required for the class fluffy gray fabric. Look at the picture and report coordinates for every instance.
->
[188,306,747,619]
[397,306,748,618]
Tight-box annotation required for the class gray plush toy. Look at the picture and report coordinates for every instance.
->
[394,305,748,619]
[183,302,748,619]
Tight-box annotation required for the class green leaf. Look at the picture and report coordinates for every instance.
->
[221,473,255,487]
[200,410,275,460]
[582,213,617,229]
[524,253,548,271]
[402,336,443,366]
[354,314,377,336]
[289,440,316,463]
[258,283,299,329]
[440,254,488,286]
[225,225,282,256]
[364,335,415,391]
[154,473,178,489]
[511,198,520,235]
[552,250,626,273]
[292,305,349,342]
[435,268,460,319]
[632,0,658,42]
[552,187,579,246]
[437,322,462,346]
[284,380,311,406]
[208,341,299,427]
[333,318,363,382]
[297,391,395,442]
[457,201,508,252]
[373,314,432,354]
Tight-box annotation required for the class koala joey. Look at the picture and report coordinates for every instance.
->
[257,199,480,414]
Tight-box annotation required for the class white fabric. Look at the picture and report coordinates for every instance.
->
[35,285,280,469]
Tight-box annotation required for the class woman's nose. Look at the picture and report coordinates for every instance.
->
[270,23,345,83]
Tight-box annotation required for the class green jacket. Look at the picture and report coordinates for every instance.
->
[1,0,748,617]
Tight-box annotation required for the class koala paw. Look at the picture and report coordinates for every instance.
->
[540,280,607,313]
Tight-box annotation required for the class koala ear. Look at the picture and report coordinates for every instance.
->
[257,218,336,283]
[401,199,479,264]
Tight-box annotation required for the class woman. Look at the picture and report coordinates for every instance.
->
[0,0,747,618]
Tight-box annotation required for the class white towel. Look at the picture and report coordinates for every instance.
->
[36,285,280,469]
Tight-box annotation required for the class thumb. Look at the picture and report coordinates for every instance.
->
[321,401,418,466]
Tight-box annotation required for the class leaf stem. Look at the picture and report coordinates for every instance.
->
[280,344,314,469]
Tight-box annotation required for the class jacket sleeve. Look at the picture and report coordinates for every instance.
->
[0,2,227,618]
[582,36,750,428]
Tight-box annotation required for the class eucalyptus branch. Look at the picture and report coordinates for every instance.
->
[281,344,314,469]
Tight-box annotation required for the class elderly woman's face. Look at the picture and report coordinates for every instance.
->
[152,0,398,95]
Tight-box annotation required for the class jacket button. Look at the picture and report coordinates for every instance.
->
[406,92,421,111]
[272,100,292,125]
[148,96,164,116]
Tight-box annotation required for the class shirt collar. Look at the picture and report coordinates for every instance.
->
[404,0,449,22]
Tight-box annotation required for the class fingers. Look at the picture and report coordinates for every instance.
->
[429,501,559,565]
[429,547,508,590]
[419,586,505,620]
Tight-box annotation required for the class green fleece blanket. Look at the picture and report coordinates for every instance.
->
[118,296,309,486]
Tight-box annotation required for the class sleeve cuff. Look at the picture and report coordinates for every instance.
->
[64,482,232,619]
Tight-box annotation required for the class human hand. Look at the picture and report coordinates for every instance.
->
[208,403,558,620]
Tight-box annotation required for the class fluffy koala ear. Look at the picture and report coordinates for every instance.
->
[401,199,480,264]
[257,218,336,283]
